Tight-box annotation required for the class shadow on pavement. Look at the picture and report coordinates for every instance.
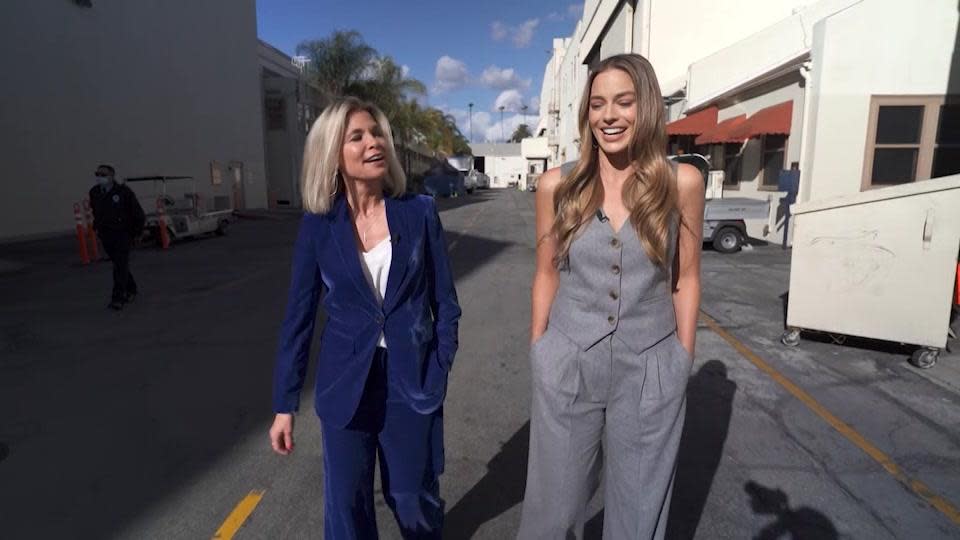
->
[745,480,838,539]
[0,223,512,538]
[667,360,737,539]
[434,190,501,213]
[448,360,737,540]
[444,421,530,539]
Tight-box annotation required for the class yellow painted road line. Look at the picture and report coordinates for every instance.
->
[213,490,265,539]
[700,311,960,527]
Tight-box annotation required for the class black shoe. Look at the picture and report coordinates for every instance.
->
[108,300,124,311]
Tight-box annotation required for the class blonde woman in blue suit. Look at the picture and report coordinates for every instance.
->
[269,97,461,539]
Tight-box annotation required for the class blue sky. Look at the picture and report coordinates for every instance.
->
[256,0,583,142]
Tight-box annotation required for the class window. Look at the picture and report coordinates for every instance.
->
[721,143,742,187]
[863,96,960,189]
[761,135,787,188]
[933,102,960,177]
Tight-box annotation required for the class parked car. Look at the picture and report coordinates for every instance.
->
[463,172,478,194]
[470,170,490,189]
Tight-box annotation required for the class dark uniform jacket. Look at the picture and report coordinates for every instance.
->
[88,183,146,235]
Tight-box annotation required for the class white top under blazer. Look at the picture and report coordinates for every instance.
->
[359,237,392,348]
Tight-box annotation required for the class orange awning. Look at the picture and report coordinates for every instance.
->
[666,106,718,136]
[695,115,747,145]
[728,101,793,139]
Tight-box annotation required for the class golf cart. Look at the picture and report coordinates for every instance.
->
[670,154,770,253]
[126,176,234,244]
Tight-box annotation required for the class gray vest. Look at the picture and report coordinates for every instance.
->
[547,162,678,354]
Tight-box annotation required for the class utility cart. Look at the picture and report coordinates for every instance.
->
[126,176,234,244]
[670,154,770,254]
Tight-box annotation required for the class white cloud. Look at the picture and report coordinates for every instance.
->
[442,106,493,143]
[433,56,469,93]
[445,101,541,143]
[480,66,531,91]
[549,3,583,21]
[490,18,540,48]
[491,21,508,41]
[493,89,525,112]
[513,19,540,47]
[485,113,527,143]
[528,96,541,115]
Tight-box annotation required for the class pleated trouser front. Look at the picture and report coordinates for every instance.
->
[518,329,691,540]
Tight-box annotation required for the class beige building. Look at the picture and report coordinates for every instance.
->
[537,0,960,244]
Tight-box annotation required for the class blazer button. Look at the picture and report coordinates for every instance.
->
[607,315,615,324]
[375,315,384,325]
[609,291,619,300]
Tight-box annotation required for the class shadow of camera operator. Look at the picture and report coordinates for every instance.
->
[745,480,838,540]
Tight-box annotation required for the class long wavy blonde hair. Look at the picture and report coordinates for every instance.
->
[301,97,406,214]
[552,54,676,269]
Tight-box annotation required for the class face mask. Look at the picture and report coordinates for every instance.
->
[97,176,111,186]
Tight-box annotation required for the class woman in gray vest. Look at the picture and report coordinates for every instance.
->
[518,53,705,539]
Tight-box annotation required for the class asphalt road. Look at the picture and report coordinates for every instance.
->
[1,189,958,539]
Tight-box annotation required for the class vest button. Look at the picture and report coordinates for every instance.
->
[609,291,619,300]
[610,237,620,248]
[607,315,615,324]
[611,265,621,275]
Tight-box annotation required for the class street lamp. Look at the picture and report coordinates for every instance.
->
[499,105,505,141]
[468,102,474,143]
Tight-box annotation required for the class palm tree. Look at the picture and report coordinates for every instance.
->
[295,30,375,99]
[295,30,470,166]
[509,124,533,142]
[354,56,426,111]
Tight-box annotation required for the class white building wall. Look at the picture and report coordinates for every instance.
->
[0,1,266,240]
[600,2,631,60]
[801,0,960,202]
[557,23,588,166]
[644,0,821,85]
[486,156,528,189]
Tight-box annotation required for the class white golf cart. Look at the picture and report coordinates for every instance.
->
[126,175,234,245]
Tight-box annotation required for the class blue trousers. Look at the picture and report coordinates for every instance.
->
[321,347,445,539]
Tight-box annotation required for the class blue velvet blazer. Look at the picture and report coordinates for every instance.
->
[272,193,461,427]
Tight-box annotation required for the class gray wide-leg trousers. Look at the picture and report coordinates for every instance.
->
[518,329,691,540]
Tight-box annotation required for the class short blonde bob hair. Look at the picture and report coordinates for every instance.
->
[301,97,407,214]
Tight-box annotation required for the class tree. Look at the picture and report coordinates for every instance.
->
[296,30,470,162]
[509,124,533,142]
[295,30,376,99]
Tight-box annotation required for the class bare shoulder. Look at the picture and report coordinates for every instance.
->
[675,163,705,206]
[537,167,564,194]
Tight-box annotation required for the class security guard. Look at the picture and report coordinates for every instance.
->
[88,164,145,310]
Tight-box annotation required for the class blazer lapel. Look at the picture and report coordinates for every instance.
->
[383,196,410,313]
[329,196,379,310]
